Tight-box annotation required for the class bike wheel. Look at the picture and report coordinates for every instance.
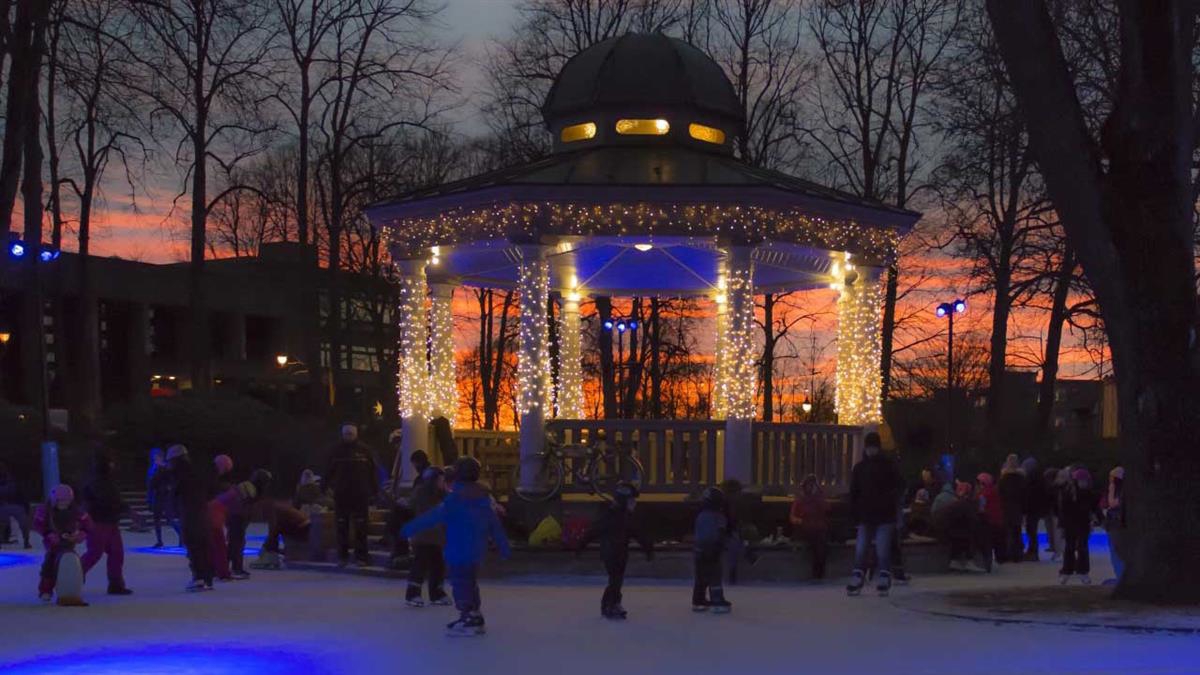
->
[511,453,564,503]
[588,449,645,500]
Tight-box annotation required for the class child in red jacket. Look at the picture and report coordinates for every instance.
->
[33,484,91,605]
[976,473,1004,567]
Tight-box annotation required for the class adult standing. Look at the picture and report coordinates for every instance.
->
[1103,466,1126,585]
[846,432,903,596]
[146,448,178,549]
[998,454,1027,563]
[1059,468,1102,585]
[0,461,31,549]
[1021,457,1047,561]
[168,445,214,592]
[80,450,133,595]
[325,423,379,567]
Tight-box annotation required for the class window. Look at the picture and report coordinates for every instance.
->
[688,123,725,144]
[615,119,669,135]
[560,122,597,143]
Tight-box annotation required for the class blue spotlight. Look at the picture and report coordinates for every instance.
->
[628,321,637,330]
[953,299,966,314]
[616,321,627,333]
[603,320,614,330]
[8,240,26,258]
[39,247,60,262]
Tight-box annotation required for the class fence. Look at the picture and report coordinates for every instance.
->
[750,423,861,495]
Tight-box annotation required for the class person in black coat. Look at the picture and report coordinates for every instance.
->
[847,432,903,596]
[167,445,214,591]
[997,454,1027,564]
[1058,467,1103,585]
[1021,457,1047,561]
[577,483,654,619]
[325,423,379,566]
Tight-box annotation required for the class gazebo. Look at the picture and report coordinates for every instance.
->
[367,33,919,494]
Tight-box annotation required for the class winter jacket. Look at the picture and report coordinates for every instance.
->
[407,480,446,547]
[998,471,1026,523]
[147,465,172,507]
[401,481,510,567]
[579,504,654,562]
[789,491,829,533]
[694,507,729,556]
[978,484,1003,528]
[170,456,209,520]
[1059,485,1101,534]
[931,483,958,519]
[33,503,90,551]
[325,441,379,504]
[212,482,258,520]
[83,473,125,525]
[1023,471,1048,518]
[849,452,903,526]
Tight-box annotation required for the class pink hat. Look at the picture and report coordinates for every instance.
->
[214,454,233,475]
[1072,468,1092,483]
[975,472,995,487]
[50,484,74,504]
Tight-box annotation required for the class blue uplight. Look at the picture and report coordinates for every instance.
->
[132,545,258,557]
[0,553,35,568]
[8,240,26,258]
[38,247,60,262]
[0,644,324,675]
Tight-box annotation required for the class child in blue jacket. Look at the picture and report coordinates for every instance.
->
[402,456,511,636]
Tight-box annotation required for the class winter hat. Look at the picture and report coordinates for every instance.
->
[701,486,725,509]
[453,456,481,483]
[1109,466,1125,481]
[1021,457,1038,476]
[299,469,320,486]
[411,450,430,472]
[388,429,403,445]
[1072,468,1092,484]
[250,469,273,495]
[236,481,258,501]
[976,472,995,487]
[166,444,189,461]
[50,484,74,505]
[214,454,233,476]
[954,480,973,498]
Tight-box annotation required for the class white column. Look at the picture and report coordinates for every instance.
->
[395,258,430,473]
[712,271,729,419]
[516,245,551,489]
[557,291,585,419]
[428,283,457,422]
[722,245,756,482]
[834,259,884,426]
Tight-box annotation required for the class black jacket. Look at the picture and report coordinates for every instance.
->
[998,472,1026,522]
[1059,485,1102,533]
[849,452,903,526]
[581,504,654,562]
[170,456,208,519]
[84,472,125,525]
[325,441,379,503]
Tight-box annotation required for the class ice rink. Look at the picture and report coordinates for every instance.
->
[1,528,1195,675]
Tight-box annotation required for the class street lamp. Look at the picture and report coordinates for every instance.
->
[603,317,637,404]
[936,298,967,470]
[276,354,289,367]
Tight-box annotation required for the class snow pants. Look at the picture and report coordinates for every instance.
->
[448,562,481,613]
[80,522,125,588]
[407,544,446,601]
[602,553,627,610]
[1061,528,1090,575]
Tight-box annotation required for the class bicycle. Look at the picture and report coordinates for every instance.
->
[511,432,644,503]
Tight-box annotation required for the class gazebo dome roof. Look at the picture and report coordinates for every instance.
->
[541,33,745,154]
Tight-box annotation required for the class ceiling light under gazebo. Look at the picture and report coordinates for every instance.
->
[634,243,653,252]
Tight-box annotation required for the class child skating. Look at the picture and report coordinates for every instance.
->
[33,484,91,606]
[693,487,732,614]
[81,450,134,595]
[402,457,510,637]
[577,482,654,619]
[405,466,450,608]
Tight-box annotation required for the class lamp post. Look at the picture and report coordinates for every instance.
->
[602,317,637,410]
[936,298,966,475]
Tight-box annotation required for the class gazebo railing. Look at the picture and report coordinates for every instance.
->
[547,419,725,493]
[750,422,862,495]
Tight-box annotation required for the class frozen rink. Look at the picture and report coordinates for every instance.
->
[1,528,1196,675]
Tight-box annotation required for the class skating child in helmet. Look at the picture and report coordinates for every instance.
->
[577,482,654,619]
[402,456,511,637]
[693,486,732,613]
[33,484,91,606]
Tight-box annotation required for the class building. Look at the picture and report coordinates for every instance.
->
[0,242,396,422]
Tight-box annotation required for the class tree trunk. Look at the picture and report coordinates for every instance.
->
[596,296,617,419]
[17,0,48,413]
[0,0,40,236]
[1037,250,1075,437]
[986,270,1012,437]
[878,264,899,401]
[325,224,343,406]
[188,16,210,393]
[649,297,662,418]
[621,297,644,419]
[988,0,1200,603]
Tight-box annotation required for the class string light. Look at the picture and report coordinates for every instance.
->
[721,250,757,420]
[711,266,729,419]
[428,285,457,421]
[557,293,585,419]
[516,254,552,418]
[396,261,430,421]
[834,256,883,425]
[379,202,901,263]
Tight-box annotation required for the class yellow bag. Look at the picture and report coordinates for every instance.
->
[528,515,563,548]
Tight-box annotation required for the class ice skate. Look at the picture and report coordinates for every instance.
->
[1080,575,1092,585]
[876,571,892,596]
[250,551,282,570]
[38,592,52,603]
[846,569,865,596]
[186,579,206,592]
[691,602,710,612]
[1058,574,1070,585]
[949,559,966,572]
[709,587,731,614]
[430,594,452,606]
[446,613,486,637]
[406,598,425,608]
[230,570,251,580]
[964,561,987,574]
[107,584,133,596]
[603,604,628,620]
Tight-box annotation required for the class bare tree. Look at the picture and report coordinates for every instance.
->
[805,0,964,402]
[122,0,277,391]
[986,0,1200,602]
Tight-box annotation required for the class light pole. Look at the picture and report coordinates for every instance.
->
[602,317,636,410]
[936,298,966,476]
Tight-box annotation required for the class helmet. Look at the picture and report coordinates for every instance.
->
[50,484,75,505]
[453,456,481,483]
[701,486,725,509]
[165,444,189,461]
[214,454,233,475]
[1072,467,1092,484]
[250,469,274,494]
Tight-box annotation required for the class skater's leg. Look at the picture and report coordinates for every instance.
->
[39,550,60,595]
[352,502,369,563]
[874,523,894,577]
[334,503,351,562]
[602,555,626,612]
[806,531,828,579]
[448,563,480,614]
[152,501,165,547]
[107,526,126,589]
[227,515,248,574]
[852,524,872,572]
[79,523,110,576]
[428,547,447,601]
[1108,529,1125,580]
[1060,530,1078,575]
[407,545,429,601]
[1077,533,1090,575]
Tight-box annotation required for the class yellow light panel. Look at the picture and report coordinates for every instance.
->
[615,119,670,135]
[560,122,597,143]
[688,123,725,144]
